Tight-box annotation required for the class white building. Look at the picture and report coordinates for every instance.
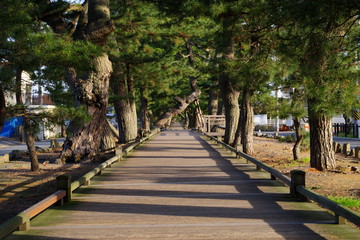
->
[3,71,61,140]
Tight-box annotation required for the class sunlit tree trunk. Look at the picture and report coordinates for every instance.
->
[308,105,336,170]
[239,89,254,154]
[292,117,303,161]
[112,63,138,143]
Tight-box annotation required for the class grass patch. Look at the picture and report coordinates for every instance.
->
[335,132,356,138]
[300,157,310,163]
[328,196,360,209]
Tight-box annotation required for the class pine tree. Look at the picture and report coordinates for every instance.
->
[274,0,360,170]
[35,0,115,161]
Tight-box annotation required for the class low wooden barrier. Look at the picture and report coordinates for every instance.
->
[0,190,66,239]
[205,133,360,227]
[0,128,160,239]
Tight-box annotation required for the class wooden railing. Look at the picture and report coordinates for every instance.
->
[0,128,160,239]
[205,133,360,227]
[0,190,66,239]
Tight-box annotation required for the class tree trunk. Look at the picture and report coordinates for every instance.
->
[218,15,240,145]
[239,89,254,154]
[219,79,240,144]
[61,53,113,161]
[59,0,114,161]
[14,72,39,171]
[0,86,6,132]
[15,68,22,105]
[111,63,138,143]
[140,87,150,132]
[100,121,116,152]
[24,114,39,172]
[184,111,190,129]
[155,90,200,128]
[216,100,224,115]
[292,117,303,161]
[308,106,336,171]
[208,86,218,115]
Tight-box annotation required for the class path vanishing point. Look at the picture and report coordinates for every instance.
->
[5,124,360,239]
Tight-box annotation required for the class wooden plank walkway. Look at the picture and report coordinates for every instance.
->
[6,127,360,239]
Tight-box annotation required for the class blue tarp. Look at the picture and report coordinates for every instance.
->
[0,117,23,137]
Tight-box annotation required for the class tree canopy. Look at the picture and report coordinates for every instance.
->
[1,0,359,171]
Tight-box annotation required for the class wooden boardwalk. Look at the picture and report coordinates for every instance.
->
[6,127,360,239]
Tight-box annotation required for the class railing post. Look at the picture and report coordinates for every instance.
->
[335,213,346,225]
[290,170,307,201]
[236,146,242,159]
[57,174,72,203]
[115,147,123,161]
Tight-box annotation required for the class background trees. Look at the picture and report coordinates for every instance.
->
[1,0,359,171]
[273,0,360,170]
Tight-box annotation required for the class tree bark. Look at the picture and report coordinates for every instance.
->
[111,63,138,143]
[0,86,6,132]
[15,68,22,105]
[292,117,303,161]
[155,89,201,128]
[58,0,115,161]
[216,100,224,115]
[61,54,113,161]
[14,71,40,171]
[208,86,218,115]
[100,120,117,152]
[219,78,240,144]
[24,114,39,172]
[308,105,336,171]
[239,89,254,154]
[140,87,150,132]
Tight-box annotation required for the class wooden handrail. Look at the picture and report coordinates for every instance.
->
[296,186,360,227]
[204,132,360,227]
[0,190,66,239]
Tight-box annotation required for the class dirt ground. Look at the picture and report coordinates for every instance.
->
[0,136,359,226]
[252,136,360,205]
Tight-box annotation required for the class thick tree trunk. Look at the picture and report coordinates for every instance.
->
[111,63,138,143]
[239,89,254,154]
[0,86,5,132]
[59,0,114,161]
[24,114,39,172]
[292,117,303,161]
[61,53,113,161]
[219,79,240,144]
[208,86,218,115]
[308,106,336,171]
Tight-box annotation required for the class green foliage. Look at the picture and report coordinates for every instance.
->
[48,106,91,125]
[274,0,360,117]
